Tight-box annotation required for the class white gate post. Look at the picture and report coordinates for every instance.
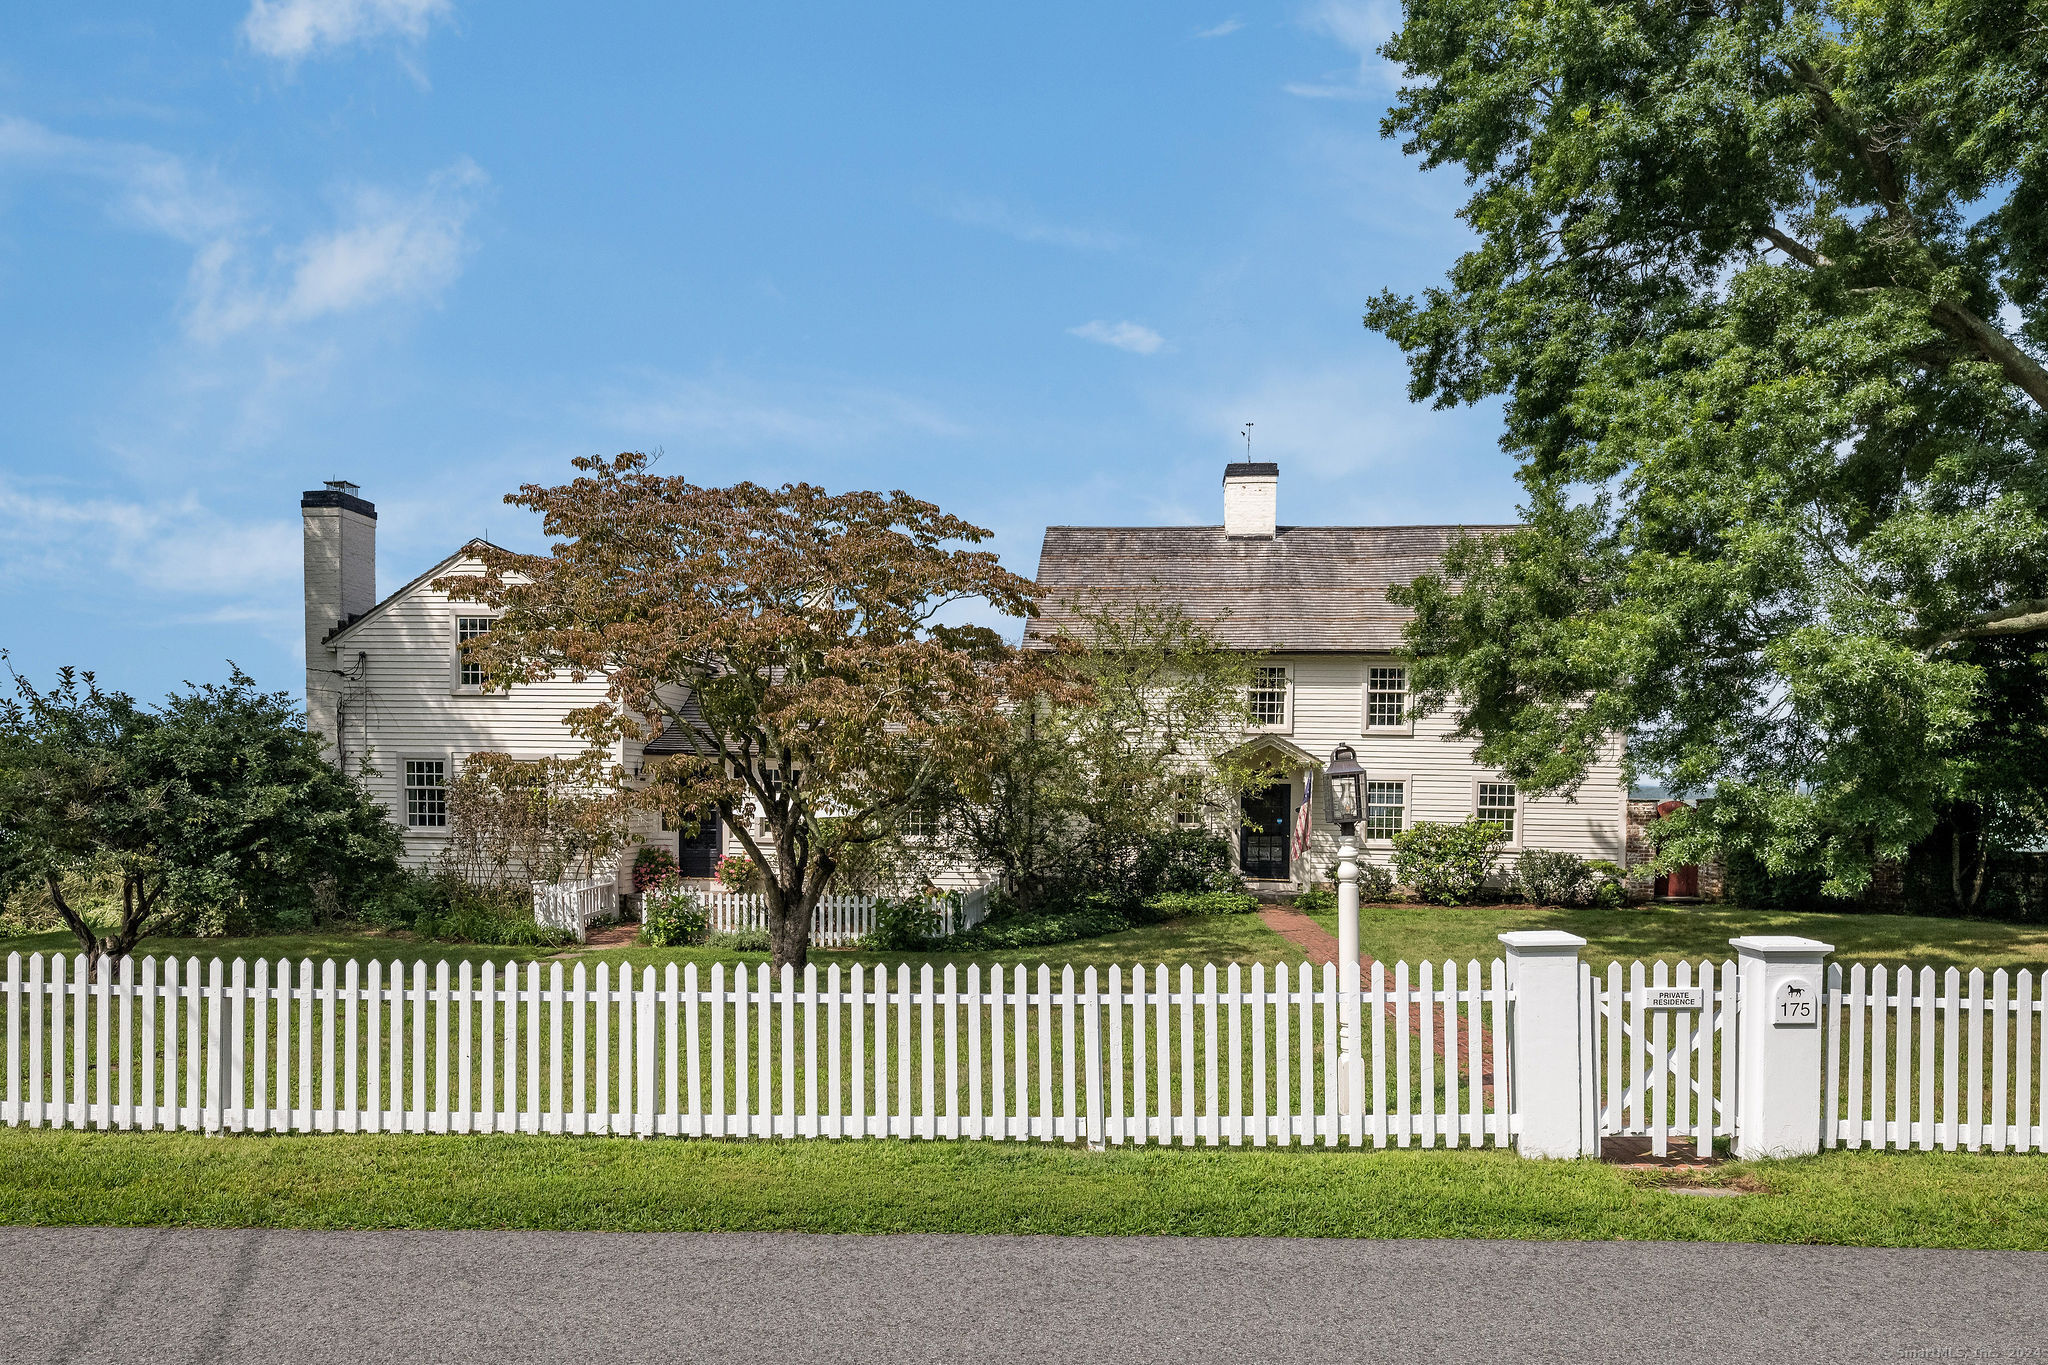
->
[1500,930,1593,1158]
[1730,935,1833,1159]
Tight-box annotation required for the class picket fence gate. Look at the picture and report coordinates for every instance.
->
[1,951,1507,1146]
[695,883,994,948]
[1590,958,1737,1158]
[1825,962,2047,1153]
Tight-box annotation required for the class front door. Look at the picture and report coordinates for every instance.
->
[678,813,722,878]
[1241,784,1291,880]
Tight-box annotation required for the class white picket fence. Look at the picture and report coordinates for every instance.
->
[696,882,994,948]
[532,877,618,941]
[1825,963,2046,1152]
[9,943,2042,1156]
[0,950,1506,1146]
[1591,959,1737,1157]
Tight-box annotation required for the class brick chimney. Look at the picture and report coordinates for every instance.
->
[1223,461,1278,538]
[302,480,376,761]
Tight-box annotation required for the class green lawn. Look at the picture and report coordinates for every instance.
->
[1,1129,2043,1248]
[0,909,1309,977]
[1303,901,2048,974]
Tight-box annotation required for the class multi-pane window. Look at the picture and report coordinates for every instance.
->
[901,808,937,839]
[457,616,492,688]
[1477,782,1517,839]
[1249,665,1289,728]
[1366,666,1408,729]
[404,759,448,828]
[1365,780,1405,840]
[1170,777,1202,829]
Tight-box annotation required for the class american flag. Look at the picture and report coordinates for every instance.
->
[1290,771,1313,860]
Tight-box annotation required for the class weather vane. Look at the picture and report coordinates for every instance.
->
[1241,422,1253,456]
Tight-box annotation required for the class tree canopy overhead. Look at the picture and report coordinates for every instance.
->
[446,452,1035,969]
[1367,0,2048,902]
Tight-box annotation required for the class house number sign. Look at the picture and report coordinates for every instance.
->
[1641,987,1706,1010]
[1773,977,1819,1026]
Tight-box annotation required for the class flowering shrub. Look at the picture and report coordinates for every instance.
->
[639,885,708,947]
[715,852,759,891]
[632,846,679,892]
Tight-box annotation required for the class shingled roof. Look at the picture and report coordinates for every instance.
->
[1025,523,1511,654]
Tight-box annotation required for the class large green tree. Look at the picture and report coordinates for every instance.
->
[0,663,403,971]
[1366,0,2048,904]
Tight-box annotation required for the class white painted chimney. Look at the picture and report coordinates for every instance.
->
[302,480,377,762]
[1223,461,1278,538]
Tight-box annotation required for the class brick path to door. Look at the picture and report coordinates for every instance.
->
[1258,901,1495,1087]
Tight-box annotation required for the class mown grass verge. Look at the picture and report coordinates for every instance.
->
[2,1129,2044,1248]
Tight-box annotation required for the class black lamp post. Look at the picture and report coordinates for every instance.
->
[1326,743,1364,833]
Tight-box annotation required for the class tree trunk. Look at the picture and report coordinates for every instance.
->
[1950,808,1991,918]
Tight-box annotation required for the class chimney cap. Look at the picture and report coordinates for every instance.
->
[301,482,377,518]
[1223,461,1278,481]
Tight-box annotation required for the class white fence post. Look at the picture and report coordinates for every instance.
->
[1500,930,1594,1158]
[1731,935,1833,1159]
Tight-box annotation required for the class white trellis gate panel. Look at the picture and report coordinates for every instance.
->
[532,877,618,942]
[1825,962,2046,1153]
[1590,958,1738,1158]
[1,951,1509,1147]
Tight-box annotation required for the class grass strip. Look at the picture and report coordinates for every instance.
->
[2,1129,2044,1249]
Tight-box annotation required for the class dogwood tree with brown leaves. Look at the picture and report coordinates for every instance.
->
[439,453,1034,970]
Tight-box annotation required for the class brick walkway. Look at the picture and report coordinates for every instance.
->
[1258,901,1495,1085]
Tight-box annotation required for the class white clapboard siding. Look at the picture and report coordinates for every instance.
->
[1274,652,1629,879]
[1826,961,2045,1152]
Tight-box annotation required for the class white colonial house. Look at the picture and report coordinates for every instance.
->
[303,463,1627,895]
[1026,462,1628,891]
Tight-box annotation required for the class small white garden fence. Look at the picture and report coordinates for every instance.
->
[695,882,994,948]
[532,877,618,942]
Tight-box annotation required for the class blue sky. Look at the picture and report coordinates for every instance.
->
[0,0,1510,703]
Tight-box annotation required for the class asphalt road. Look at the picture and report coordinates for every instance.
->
[4,1227,2044,1364]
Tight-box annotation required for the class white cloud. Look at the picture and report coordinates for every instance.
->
[1068,320,1167,355]
[242,0,452,63]
[0,118,486,342]
[1287,0,1401,99]
[0,478,300,625]
[1195,18,1245,38]
[0,116,243,243]
[599,371,967,453]
[187,159,488,339]
[930,193,1128,251]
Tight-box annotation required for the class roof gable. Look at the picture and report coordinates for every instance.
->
[323,539,505,645]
